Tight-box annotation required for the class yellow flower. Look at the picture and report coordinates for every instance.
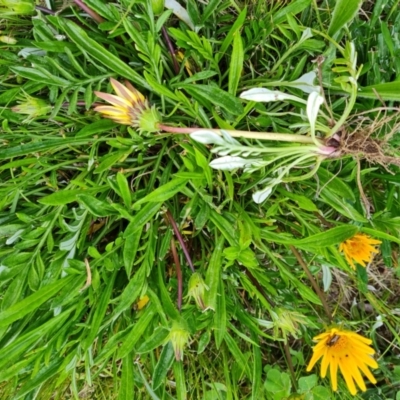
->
[307,327,378,395]
[339,233,382,269]
[94,78,161,133]
[136,295,150,311]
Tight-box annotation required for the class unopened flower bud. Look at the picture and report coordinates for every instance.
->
[167,321,190,361]
[151,0,164,15]
[12,95,51,123]
[0,36,17,44]
[187,272,208,310]
[1,0,35,15]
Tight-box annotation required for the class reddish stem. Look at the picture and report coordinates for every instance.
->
[170,238,182,311]
[74,0,105,23]
[166,210,195,273]
[161,27,180,75]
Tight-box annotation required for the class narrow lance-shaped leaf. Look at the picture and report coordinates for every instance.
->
[328,0,363,37]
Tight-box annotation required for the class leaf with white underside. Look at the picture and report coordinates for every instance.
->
[306,91,324,137]
[240,88,306,104]
[252,178,283,203]
[209,156,257,170]
[287,71,320,94]
[190,131,225,145]
[299,27,313,43]
[165,0,194,30]
[253,186,274,204]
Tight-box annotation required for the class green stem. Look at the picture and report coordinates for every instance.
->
[158,124,317,144]
[328,80,358,136]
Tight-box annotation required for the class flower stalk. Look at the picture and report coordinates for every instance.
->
[157,123,318,144]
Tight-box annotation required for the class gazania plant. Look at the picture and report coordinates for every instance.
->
[2,0,400,399]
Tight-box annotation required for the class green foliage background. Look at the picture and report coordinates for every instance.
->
[0,0,400,399]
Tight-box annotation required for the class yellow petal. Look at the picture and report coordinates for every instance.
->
[320,349,330,378]
[338,358,357,395]
[347,354,367,392]
[329,354,338,391]
[306,348,324,372]
[94,91,132,108]
[110,78,143,105]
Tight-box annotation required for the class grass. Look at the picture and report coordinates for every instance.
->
[0,0,400,399]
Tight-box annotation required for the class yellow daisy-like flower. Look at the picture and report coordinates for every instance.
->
[307,327,378,395]
[339,233,382,269]
[94,78,160,133]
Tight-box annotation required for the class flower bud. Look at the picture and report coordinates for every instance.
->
[187,272,208,310]
[151,0,164,16]
[270,308,309,343]
[12,95,51,123]
[1,0,35,15]
[0,36,17,44]
[167,321,190,361]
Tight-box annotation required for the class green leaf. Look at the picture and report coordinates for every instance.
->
[214,278,226,348]
[113,265,146,320]
[359,81,400,101]
[295,225,358,248]
[224,332,251,378]
[328,0,363,37]
[15,358,63,399]
[10,66,70,86]
[133,177,188,208]
[361,227,400,245]
[77,194,117,217]
[209,210,237,245]
[124,202,163,237]
[123,229,142,276]
[117,172,132,209]
[57,18,149,89]
[312,385,332,399]
[152,342,175,390]
[137,327,169,354]
[179,84,244,115]
[217,7,247,62]
[0,276,74,328]
[320,190,367,223]
[76,119,118,137]
[82,270,117,350]
[39,189,96,206]
[173,361,187,400]
[273,0,311,24]
[298,374,318,392]
[228,31,244,96]
[264,369,291,397]
[118,354,134,400]
[317,168,355,201]
[0,309,71,371]
[0,138,93,160]
[205,235,225,310]
[117,306,155,359]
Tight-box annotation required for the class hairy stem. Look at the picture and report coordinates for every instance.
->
[158,124,318,144]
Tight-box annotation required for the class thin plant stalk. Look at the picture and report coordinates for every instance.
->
[170,238,182,311]
[290,245,333,323]
[158,124,318,144]
[74,0,104,23]
[284,342,297,391]
[166,210,195,273]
